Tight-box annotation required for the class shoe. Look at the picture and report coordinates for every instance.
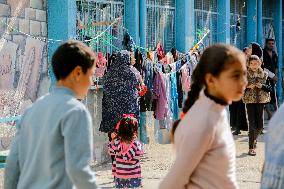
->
[248,149,256,156]
[232,130,241,135]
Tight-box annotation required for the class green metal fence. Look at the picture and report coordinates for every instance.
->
[194,0,218,48]
[76,0,125,53]
[146,0,176,52]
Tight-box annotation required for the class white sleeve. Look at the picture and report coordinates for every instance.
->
[264,68,275,78]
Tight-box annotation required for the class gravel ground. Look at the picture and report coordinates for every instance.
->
[94,122,265,189]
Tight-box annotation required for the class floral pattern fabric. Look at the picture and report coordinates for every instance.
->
[100,51,140,133]
[242,69,270,104]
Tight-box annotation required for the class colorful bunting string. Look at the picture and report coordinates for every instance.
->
[0,116,21,124]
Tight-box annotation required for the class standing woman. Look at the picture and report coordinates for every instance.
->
[160,44,247,189]
[243,55,271,156]
[100,51,140,149]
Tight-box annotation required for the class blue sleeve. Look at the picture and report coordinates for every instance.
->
[61,107,99,189]
[4,121,21,189]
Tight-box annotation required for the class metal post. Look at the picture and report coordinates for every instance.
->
[139,0,147,52]
[273,0,283,103]
[217,0,230,43]
[257,0,263,46]
[175,0,194,53]
[124,0,139,46]
[47,0,77,86]
[246,0,257,43]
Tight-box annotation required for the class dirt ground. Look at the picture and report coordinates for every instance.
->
[94,117,265,189]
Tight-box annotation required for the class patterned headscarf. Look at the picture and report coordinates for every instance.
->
[110,50,131,69]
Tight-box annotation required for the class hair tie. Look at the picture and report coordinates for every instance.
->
[180,112,185,120]
[122,113,135,118]
[115,114,135,130]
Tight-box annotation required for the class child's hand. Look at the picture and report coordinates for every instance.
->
[256,83,262,88]
[111,132,117,140]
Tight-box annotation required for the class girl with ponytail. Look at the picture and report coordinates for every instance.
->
[160,44,247,189]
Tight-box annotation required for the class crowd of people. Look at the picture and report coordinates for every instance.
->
[3,39,284,189]
[230,39,279,157]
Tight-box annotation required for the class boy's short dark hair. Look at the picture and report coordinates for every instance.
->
[265,38,275,44]
[52,40,96,80]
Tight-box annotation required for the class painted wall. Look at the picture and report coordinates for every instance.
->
[85,88,110,164]
[0,0,48,150]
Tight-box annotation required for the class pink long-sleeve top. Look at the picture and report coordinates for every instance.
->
[108,139,143,179]
[159,90,238,189]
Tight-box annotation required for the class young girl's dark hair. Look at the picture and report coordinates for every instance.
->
[171,44,245,141]
[117,116,139,142]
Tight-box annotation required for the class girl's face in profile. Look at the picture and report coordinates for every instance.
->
[207,60,248,104]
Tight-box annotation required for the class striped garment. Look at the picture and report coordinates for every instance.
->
[108,139,143,179]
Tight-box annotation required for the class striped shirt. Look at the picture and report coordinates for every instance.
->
[108,139,143,179]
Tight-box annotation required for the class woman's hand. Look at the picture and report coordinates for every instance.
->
[247,84,255,89]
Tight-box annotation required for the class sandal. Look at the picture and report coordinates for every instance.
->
[248,149,256,156]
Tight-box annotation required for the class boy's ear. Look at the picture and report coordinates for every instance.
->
[72,66,83,81]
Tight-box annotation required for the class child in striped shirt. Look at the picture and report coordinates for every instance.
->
[108,115,143,189]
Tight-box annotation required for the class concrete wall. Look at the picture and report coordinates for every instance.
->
[0,0,48,150]
[85,88,110,164]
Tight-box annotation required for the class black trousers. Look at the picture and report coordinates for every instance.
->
[230,100,248,131]
[246,103,265,149]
